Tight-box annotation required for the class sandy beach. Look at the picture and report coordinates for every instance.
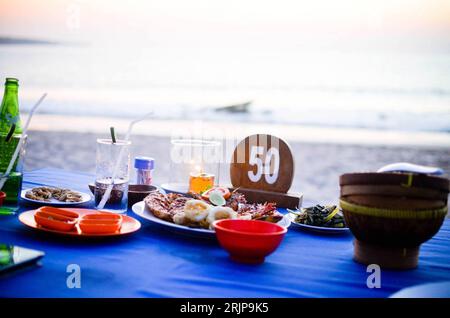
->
[23,116,450,204]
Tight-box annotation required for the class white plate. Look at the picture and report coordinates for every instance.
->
[160,183,190,195]
[21,189,92,206]
[390,281,450,298]
[132,201,291,239]
[286,213,350,235]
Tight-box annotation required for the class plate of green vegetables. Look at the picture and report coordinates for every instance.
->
[287,205,350,234]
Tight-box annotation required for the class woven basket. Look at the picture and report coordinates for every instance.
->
[339,172,449,269]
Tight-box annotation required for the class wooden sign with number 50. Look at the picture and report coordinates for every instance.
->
[230,134,295,193]
[247,146,280,185]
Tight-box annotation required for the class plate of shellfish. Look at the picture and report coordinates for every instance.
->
[21,186,92,206]
[131,187,291,238]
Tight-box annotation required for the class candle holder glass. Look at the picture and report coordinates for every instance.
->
[168,139,221,194]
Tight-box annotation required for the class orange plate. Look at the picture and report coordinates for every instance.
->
[37,206,80,219]
[34,211,77,232]
[79,213,123,234]
[34,206,80,232]
[79,219,122,234]
[81,213,122,221]
[19,208,141,237]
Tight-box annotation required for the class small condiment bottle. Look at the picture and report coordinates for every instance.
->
[134,157,155,185]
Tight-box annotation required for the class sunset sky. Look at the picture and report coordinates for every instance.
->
[1,0,449,49]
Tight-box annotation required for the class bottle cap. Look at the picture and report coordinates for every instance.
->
[134,157,155,170]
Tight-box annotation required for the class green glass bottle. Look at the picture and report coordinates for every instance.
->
[0,78,23,214]
[0,78,22,134]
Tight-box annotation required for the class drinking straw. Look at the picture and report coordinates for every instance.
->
[110,127,117,144]
[0,93,47,190]
[97,112,153,210]
[5,124,16,142]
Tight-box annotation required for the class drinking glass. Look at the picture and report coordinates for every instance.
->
[94,139,130,214]
[0,135,26,215]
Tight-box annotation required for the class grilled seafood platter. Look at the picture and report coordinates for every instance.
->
[144,188,283,230]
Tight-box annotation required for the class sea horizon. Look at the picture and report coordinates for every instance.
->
[24,113,450,149]
[1,40,450,134]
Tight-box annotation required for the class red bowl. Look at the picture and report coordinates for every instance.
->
[213,219,287,264]
[0,191,6,206]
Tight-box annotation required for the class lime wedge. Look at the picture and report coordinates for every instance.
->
[208,191,226,206]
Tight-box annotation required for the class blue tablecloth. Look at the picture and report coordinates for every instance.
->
[0,168,449,298]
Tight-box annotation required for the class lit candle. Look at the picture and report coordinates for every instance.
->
[188,165,215,194]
